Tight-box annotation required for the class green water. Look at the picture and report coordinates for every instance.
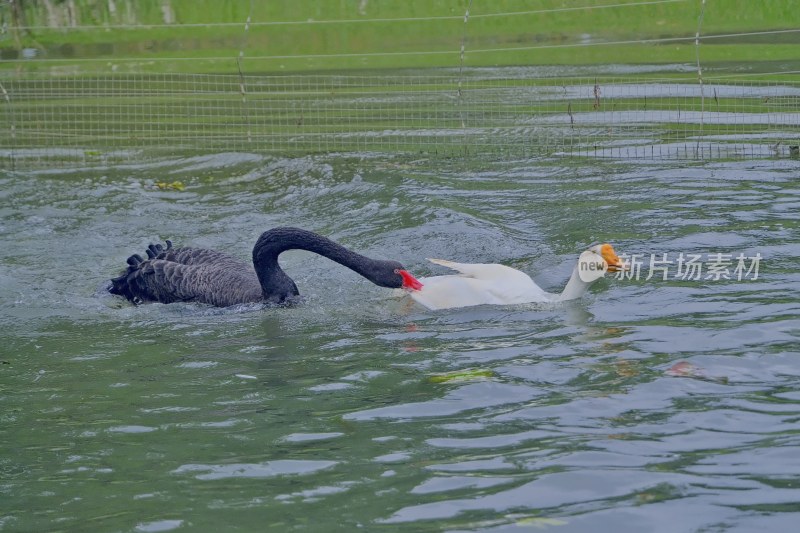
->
[2,152,799,531]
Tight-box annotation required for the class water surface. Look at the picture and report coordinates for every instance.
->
[1,152,799,531]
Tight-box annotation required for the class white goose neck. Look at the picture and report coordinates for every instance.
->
[558,250,608,301]
[558,266,588,301]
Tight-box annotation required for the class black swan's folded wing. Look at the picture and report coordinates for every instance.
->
[158,246,240,267]
[110,246,263,306]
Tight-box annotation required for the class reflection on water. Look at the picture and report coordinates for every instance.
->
[1,152,799,531]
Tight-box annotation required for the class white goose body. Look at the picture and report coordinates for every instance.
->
[411,259,551,310]
[406,244,626,311]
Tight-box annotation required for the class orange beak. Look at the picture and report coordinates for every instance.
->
[599,244,628,272]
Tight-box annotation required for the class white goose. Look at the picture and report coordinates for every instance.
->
[406,244,626,310]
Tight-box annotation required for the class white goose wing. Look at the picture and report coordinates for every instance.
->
[409,258,549,310]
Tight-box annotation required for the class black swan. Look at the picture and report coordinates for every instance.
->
[109,227,423,307]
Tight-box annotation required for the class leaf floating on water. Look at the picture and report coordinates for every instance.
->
[428,369,495,383]
[515,517,568,528]
[665,361,729,384]
[666,360,699,377]
[155,180,186,191]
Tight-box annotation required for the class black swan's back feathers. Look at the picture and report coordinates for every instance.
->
[155,244,242,268]
[110,241,264,306]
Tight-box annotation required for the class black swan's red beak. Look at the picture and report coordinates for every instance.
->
[398,270,423,291]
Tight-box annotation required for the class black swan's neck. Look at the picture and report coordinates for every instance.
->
[252,227,401,303]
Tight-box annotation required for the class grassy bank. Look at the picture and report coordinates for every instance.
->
[1,0,798,77]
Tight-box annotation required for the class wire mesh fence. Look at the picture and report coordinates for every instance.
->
[1,0,799,169]
[2,72,799,168]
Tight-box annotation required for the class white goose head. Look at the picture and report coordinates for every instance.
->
[585,243,627,273]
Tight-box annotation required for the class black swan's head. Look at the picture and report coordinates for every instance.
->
[370,260,424,290]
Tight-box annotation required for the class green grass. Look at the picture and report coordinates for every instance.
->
[2,0,798,77]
